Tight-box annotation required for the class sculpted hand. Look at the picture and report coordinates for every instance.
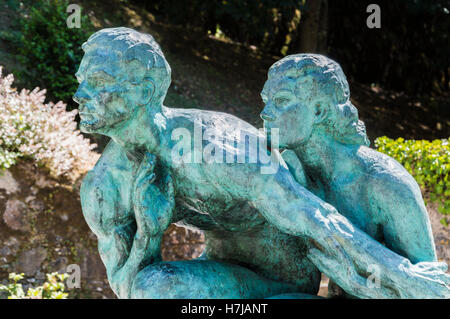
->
[307,236,398,298]
[133,152,175,238]
[392,260,450,299]
[308,236,450,299]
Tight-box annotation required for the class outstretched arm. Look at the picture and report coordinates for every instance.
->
[110,153,175,298]
[253,168,450,298]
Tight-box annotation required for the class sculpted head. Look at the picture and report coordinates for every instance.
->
[74,27,171,134]
[260,54,369,149]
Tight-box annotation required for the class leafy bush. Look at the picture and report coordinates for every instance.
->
[0,66,98,181]
[375,136,450,225]
[15,0,93,108]
[0,272,68,299]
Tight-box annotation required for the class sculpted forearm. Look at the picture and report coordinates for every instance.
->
[255,171,449,298]
[96,223,135,294]
[110,232,163,298]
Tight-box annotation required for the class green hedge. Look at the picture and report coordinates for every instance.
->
[375,136,450,225]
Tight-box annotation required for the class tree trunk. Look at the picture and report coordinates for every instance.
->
[298,0,328,53]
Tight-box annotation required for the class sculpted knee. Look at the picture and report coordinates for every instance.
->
[130,263,189,299]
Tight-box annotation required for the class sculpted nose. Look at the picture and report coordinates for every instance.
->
[73,82,90,105]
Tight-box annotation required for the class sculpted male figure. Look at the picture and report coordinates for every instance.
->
[260,54,443,296]
[75,28,450,299]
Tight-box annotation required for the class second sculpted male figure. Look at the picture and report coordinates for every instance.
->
[260,54,442,297]
[76,28,450,299]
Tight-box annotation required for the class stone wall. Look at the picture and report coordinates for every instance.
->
[0,160,206,298]
[0,161,114,298]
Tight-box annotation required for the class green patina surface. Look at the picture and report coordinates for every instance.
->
[76,27,449,299]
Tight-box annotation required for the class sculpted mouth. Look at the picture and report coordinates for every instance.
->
[79,108,94,117]
[79,112,96,124]
[79,112,94,119]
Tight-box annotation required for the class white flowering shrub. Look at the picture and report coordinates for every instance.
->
[0,66,98,181]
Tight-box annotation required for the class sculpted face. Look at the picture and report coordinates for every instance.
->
[260,55,371,149]
[260,74,318,149]
[74,48,147,134]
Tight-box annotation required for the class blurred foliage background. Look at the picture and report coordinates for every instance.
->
[134,0,449,96]
[1,0,94,109]
[2,0,448,105]
[375,137,450,224]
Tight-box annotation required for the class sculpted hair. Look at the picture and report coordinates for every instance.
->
[82,27,172,104]
[268,54,370,146]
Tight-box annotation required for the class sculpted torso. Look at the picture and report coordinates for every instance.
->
[285,141,437,265]
[82,108,321,294]
[261,53,438,268]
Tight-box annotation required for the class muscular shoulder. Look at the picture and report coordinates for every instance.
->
[80,140,139,212]
[164,107,258,133]
[355,146,424,208]
[83,141,137,184]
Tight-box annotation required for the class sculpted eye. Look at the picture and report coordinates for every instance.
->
[87,71,114,88]
[96,78,107,86]
[274,97,290,106]
[88,76,107,88]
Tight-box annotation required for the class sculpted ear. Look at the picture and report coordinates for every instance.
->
[314,101,328,124]
[138,78,156,105]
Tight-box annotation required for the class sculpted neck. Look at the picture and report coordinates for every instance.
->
[107,104,162,159]
[293,129,355,184]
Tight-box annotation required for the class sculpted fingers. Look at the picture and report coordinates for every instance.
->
[415,261,449,274]
[134,152,156,186]
[162,173,174,195]
[436,262,448,273]
[396,260,450,298]
[135,172,156,195]
[141,152,156,171]
[133,180,174,237]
